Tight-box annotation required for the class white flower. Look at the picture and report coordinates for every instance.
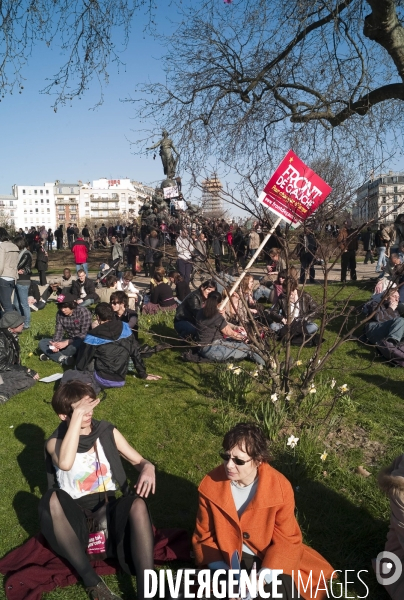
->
[144,384,149,388]
[252,371,259,377]
[233,368,241,375]
[287,435,299,449]
[309,384,317,394]
[320,451,328,462]
[285,394,292,401]
[339,384,349,393]
[227,364,234,370]
[330,379,336,389]
[271,393,278,403]
[258,364,264,371]
[295,360,302,366]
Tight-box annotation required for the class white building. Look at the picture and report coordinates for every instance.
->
[353,171,404,225]
[79,178,153,224]
[0,194,17,226]
[12,183,56,229]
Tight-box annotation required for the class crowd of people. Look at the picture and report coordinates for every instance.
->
[1,216,404,598]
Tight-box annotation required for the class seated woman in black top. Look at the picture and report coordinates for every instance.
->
[196,290,265,365]
[39,381,156,600]
[174,279,217,339]
[169,271,191,302]
[143,268,177,315]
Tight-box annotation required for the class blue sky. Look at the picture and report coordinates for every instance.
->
[0,6,171,194]
[0,2,402,219]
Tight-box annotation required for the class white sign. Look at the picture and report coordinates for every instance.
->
[171,200,187,211]
[163,186,179,199]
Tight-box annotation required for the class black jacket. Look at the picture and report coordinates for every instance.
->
[268,291,319,323]
[0,329,37,376]
[76,319,147,381]
[16,249,32,282]
[71,278,100,303]
[174,289,204,324]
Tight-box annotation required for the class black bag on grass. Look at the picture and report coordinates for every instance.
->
[376,339,404,367]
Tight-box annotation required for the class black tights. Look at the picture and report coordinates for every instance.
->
[44,492,155,598]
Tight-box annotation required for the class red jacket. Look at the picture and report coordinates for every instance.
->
[71,238,89,264]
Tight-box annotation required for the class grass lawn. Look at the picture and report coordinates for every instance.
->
[0,282,403,599]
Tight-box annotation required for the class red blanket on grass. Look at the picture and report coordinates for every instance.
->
[0,527,191,600]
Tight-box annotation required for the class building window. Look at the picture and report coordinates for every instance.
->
[85,202,89,207]
[46,190,49,195]
[10,211,14,217]
[35,200,38,205]
[85,210,90,215]
[9,200,13,207]
[58,187,62,193]
[394,195,399,203]
[22,189,26,194]
[47,208,50,213]
[41,199,44,203]
[34,190,37,194]
[35,208,38,213]
[46,199,49,203]
[382,196,386,202]
[70,188,74,193]
[393,176,398,183]
[382,205,387,213]
[40,190,43,195]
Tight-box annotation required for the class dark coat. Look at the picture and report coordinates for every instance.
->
[16,250,32,282]
[36,247,48,271]
[268,290,319,323]
[76,319,146,380]
[174,289,204,324]
[71,278,100,303]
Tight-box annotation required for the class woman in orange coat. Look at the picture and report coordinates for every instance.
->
[192,423,334,600]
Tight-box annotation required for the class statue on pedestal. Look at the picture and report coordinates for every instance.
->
[147,130,179,179]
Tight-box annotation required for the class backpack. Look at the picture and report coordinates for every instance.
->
[376,339,404,367]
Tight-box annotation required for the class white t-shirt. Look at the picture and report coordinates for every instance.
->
[117,280,139,294]
[55,439,118,499]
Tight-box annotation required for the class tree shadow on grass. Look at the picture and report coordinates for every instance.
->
[272,451,389,599]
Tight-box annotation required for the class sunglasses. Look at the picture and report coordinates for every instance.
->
[111,301,120,305]
[219,451,253,466]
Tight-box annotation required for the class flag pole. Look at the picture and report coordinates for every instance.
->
[220,216,283,309]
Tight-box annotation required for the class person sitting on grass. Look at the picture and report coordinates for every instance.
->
[143,267,177,315]
[267,277,319,338]
[76,303,161,388]
[363,288,404,345]
[168,271,191,303]
[174,279,217,339]
[97,274,117,304]
[109,291,138,339]
[196,290,265,365]
[0,312,39,405]
[39,293,92,365]
[378,453,404,599]
[39,381,157,600]
[116,271,139,309]
[193,422,334,598]
[71,269,100,308]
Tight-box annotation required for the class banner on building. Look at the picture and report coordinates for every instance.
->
[257,150,332,225]
[163,186,179,199]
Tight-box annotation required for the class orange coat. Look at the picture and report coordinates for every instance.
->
[192,463,334,600]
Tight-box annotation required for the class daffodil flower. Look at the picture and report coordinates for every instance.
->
[330,379,336,389]
[233,368,241,375]
[339,384,349,393]
[227,364,234,370]
[295,360,302,366]
[287,435,299,448]
[285,394,292,401]
[271,393,278,403]
[320,451,328,462]
[252,371,259,377]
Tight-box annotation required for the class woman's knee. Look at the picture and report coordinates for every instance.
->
[129,496,150,524]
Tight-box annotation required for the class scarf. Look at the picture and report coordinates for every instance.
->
[45,419,128,494]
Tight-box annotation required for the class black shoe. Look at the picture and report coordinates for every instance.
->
[86,580,122,600]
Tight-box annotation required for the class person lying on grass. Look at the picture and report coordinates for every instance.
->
[40,380,157,600]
